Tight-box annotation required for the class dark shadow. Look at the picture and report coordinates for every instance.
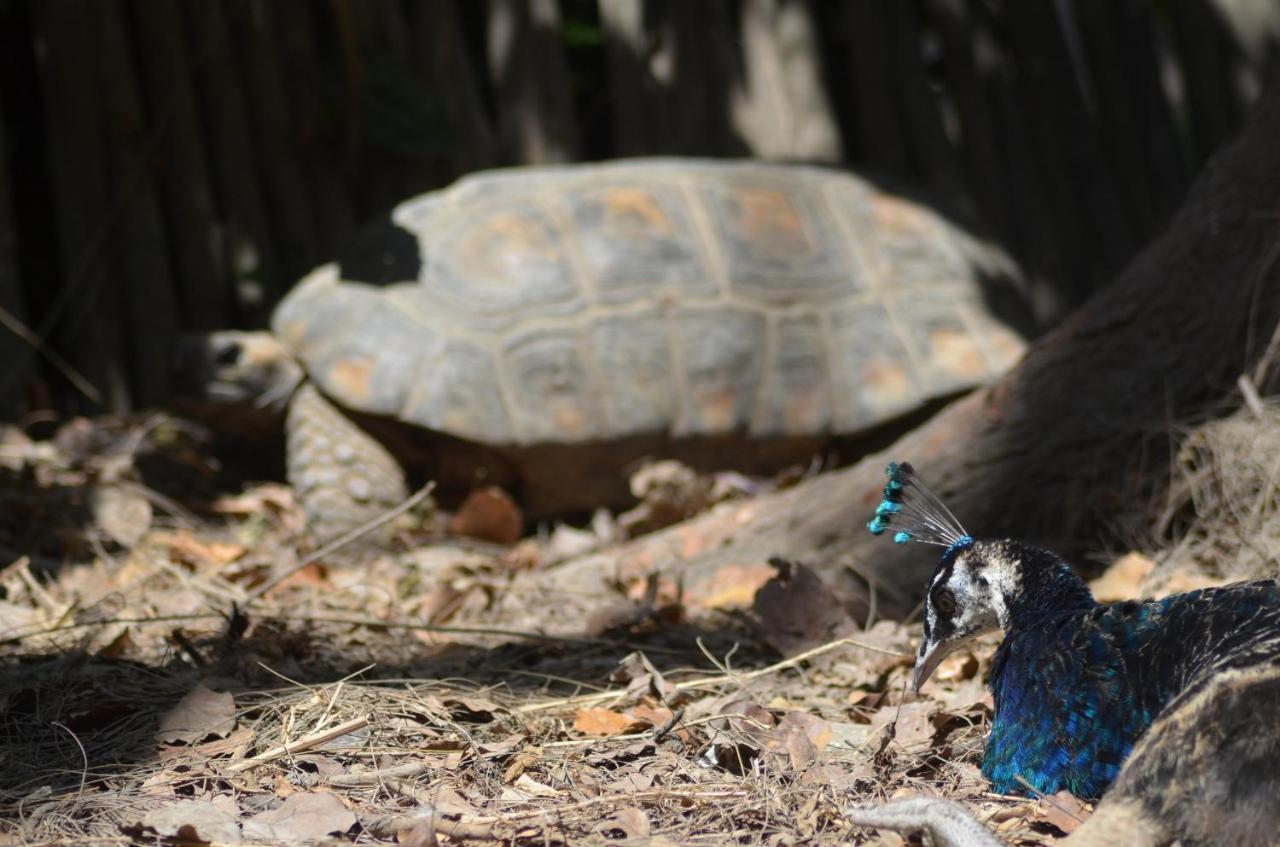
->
[0,606,775,807]
[334,209,423,287]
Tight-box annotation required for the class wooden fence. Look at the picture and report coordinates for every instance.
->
[0,0,1274,415]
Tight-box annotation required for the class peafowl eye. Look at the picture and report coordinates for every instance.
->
[866,460,1280,801]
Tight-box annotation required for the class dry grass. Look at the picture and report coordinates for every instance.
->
[14,401,1277,846]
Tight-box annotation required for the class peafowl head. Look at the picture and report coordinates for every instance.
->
[867,462,1092,690]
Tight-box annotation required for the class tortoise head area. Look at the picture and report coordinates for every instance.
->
[172,330,305,412]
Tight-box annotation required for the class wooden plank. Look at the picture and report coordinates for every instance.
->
[269,0,354,250]
[664,0,744,154]
[408,0,497,174]
[34,0,126,412]
[600,0,667,155]
[236,0,318,282]
[1073,0,1190,241]
[0,104,30,416]
[182,1,279,324]
[1001,1,1133,311]
[93,0,179,407]
[130,0,230,330]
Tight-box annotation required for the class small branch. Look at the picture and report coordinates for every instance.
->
[223,714,370,774]
[1238,373,1266,419]
[515,635,911,714]
[246,481,435,600]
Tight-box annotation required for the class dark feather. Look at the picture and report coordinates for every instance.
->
[983,559,1280,798]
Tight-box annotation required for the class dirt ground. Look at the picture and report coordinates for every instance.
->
[0,405,1272,846]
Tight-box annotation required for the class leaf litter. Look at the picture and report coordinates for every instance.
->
[0,413,1142,846]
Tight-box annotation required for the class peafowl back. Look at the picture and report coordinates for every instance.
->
[866,461,1280,799]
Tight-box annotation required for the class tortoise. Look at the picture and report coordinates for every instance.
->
[183,158,1028,541]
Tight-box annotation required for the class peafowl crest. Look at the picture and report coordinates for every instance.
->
[867,461,1280,801]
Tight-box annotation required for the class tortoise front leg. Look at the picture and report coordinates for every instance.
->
[285,383,409,545]
[845,798,1003,847]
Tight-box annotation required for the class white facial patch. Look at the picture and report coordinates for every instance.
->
[926,548,1011,647]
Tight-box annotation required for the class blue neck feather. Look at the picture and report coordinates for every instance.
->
[980,555,1280,800]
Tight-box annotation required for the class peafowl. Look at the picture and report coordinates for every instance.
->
[850,462,1280,846]
[845,657,1280,846]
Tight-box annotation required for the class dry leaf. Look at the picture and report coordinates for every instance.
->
[91,483,152,547]
[776,712,834,750]
[885,701,936,752]
[933,651,980,683]
[594,807,650,840]
[157,685,236,745]
[513,773,559,798]
[167,530,246,570]
[749,558,864,654]
[573,707,647,737]
[126,799,241,844]
[448,487,523,544]
[691,561,776,611]
[1035,790,1091,834]
[242,792,355,841]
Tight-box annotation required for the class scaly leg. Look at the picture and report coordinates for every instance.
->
[285,382,409,545]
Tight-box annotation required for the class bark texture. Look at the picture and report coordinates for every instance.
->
[538,74,1280,622]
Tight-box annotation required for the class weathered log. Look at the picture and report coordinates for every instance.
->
[536,71,1280,625]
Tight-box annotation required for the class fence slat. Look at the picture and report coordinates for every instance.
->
[487,0,579,163]
[94,0,179,407]
[182,1,279,325]
[35,0,126,412]
[131,0,230,330]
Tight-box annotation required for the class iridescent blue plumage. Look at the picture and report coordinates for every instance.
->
[982,564,1280,798]
[865,460,1280,802]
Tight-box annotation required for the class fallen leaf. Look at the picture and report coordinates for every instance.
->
[716,699,776,737]
[749,558,864,655]
[157,685,236,745]
[160,726,255,762]
[448,487,523,544]
[776,712,834,750]
[573,707,648,737]
[242,792,355,842]
[594,807,650,840]
[124,799,241,844]
[513,773,559,798]
[503,749,542,783]
[91,483,152,547]
[871,701,937,749]
[1151,567,1228,595]
[167,530,246,571]
[1035,790,1091,834]
[691,561,776,611]
[933,650,980,683]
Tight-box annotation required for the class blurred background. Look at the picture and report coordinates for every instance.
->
[0,0,1276,417]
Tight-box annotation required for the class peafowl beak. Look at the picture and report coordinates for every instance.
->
[912,639,955,692]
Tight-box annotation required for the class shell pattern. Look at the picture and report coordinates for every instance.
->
[272,159,1027,446]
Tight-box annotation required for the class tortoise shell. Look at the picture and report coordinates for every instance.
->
[272,159,1026,446]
